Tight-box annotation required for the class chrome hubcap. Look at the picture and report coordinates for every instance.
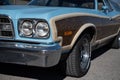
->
[80,39,91,70]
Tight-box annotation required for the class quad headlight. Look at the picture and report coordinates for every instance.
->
[19,21,33,36]
[35,22,49,37]
[19,19,49,38]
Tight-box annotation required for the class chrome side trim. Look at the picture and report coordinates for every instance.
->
[92,33,117,47]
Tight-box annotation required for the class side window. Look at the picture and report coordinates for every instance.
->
[0,1,4,5]
[9,0,31,5]
[98,0,104,10]
[59,0,95,9]
[104,0,113,11]
[109,0,120,11]
[98,0,113,11]
[37,0,95,9]
[80,1,95,9]
[0,0,9,5]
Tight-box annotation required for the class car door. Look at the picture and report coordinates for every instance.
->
[96,0,120,40]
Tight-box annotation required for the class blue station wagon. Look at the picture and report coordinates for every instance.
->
[0,0,120,77]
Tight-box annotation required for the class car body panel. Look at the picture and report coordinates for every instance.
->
[0,0,120,67]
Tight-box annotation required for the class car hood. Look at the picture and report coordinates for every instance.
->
[0,5,96,20]
[0,5,65,20]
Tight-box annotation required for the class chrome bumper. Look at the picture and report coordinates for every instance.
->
[0,41,61,67]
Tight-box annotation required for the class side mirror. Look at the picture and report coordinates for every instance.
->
[102,6,109,14]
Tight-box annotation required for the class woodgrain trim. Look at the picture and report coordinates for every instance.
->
[50,13,108,43]
[49,13,120,51]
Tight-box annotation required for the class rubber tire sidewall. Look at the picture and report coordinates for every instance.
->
[66,34,91,77]
[112,32,120,49]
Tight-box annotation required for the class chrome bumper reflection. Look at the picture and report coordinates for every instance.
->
[0,41,61,67]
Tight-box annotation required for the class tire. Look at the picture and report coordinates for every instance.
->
[66,34,91,77]
[112,32,120,49]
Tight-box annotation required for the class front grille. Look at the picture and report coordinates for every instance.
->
[0,15,14,38]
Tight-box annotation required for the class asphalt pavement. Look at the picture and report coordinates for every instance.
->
[0,45,120,80]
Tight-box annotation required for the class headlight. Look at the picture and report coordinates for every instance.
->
[19,19,49,38]
[35,22,49,38]
[19,21,33,36]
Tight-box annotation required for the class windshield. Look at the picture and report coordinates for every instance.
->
[109,0,120,11]
[0,0,31,5]
[0,0,95,9]
[10,0,30,5]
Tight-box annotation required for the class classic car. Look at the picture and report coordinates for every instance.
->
[0,0,120,77]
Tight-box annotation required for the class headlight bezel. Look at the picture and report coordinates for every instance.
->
[18,19,50,39]
[19,20,33,37]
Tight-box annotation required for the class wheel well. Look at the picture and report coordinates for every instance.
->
[73,27,96,49]
[62,27,96,61]
[80,27,96,41]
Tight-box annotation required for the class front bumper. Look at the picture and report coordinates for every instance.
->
[0,41,61,67]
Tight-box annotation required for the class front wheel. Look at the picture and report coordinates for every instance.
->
[66,34,91,77]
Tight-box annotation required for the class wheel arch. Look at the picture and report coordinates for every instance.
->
[63,23,97,50]
[118,27,120,33]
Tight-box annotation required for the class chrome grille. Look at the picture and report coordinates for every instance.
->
[0,15,14,38]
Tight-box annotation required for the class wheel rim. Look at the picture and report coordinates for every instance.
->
[80,38,91,71]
